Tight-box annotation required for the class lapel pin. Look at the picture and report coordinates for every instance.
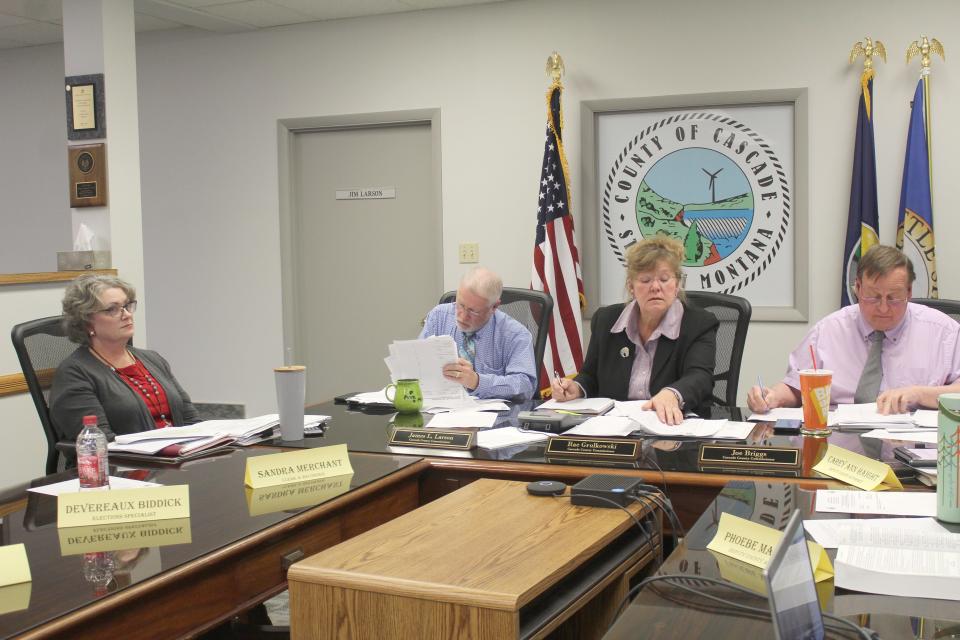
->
[620,346,630,358]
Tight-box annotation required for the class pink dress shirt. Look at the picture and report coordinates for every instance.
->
[782,302,960,404]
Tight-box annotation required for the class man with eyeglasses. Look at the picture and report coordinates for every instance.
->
[419,267,537,400]
[749,245,960,414]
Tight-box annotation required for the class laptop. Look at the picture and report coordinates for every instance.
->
[763,509,825,640]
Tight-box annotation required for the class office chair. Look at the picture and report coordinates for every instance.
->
[11,316,79,475]
[911,297,960,323]
[686,291,752,409]
[438,287,554,369]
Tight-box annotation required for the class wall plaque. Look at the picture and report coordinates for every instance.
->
[65,74,106,140]
[68,144,107,208]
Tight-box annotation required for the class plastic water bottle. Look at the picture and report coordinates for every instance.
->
[76,415,109,490]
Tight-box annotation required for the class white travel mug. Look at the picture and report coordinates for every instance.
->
[275,365,306,441]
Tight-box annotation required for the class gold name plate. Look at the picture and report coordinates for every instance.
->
[245,444,353,489]
[389,428,475,450]
[546,437,641,460]
[698,444,800,468]
[58,485,190,528]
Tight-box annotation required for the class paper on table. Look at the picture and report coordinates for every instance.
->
[803,517,956,549]
[815,489,936,517]
[860,429,938,444]
[835,402,913,424]
[537,397,614,414]
[422,398,510,414]
[476,427,548,449]
[912,410,939,428]
[610,401,726,437]
[28,476,160,496]
[563,416,637,437]
[835,546,960,601]
[711,421,757,440]
[347,388,392,405]
[426,411,498,429]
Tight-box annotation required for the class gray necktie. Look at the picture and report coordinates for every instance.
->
[854,331,885,403]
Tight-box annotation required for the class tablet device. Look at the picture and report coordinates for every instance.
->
[763,509,824,640]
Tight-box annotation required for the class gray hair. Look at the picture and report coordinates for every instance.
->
[62,275,137,345]
[460,267,503,305]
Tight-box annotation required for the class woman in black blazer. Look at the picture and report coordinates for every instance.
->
[550,236,718,424]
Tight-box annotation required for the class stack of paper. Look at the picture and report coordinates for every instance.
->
[538,397,614,414]
[834,403,914,427]
[426,411,498,429]
[384,336,465,404]
[108,414,331,457]
[476,427,548,450]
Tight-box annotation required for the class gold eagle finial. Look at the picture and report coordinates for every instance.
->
[546,51,564,84]
[850,37,886,70]
[906,35,945,68]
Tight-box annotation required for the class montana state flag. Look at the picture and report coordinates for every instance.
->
[897,79,938,297]
[842,70,880,306]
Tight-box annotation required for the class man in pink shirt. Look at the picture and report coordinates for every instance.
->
[748,245,960,414]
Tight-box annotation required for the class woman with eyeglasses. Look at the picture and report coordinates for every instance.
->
[550,236,719,425]
[49,275,200,440]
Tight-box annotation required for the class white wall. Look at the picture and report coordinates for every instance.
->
[3,0,960,483]
[0,45,70,273]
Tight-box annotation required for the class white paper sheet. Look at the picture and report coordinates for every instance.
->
[537,397,614,414]
[815,490,937,517]
[426,411,498,429]
[803,517,956,549]
[28,476,160,496]
[912,410,939,428]
[860,429,939,444]
[563,416,637,437]
[386,336,465,402]
[748,407,805,421]
[711,421,757,440]
[609,401,726,437]
[423,398,510,413]
[835,402,913,424]
[476,427,548,449]
[835,546,960,601]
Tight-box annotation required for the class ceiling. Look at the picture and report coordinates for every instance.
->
[0,0,507,50]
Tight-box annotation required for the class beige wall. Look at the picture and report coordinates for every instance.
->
[2,0,959,484]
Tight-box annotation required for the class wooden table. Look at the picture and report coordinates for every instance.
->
[288,478,659,640]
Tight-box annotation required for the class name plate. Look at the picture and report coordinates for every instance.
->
[546,437,641,460]
[0,583,31,616]
[698,444,800,467]
[812,443,902,491]
[707,512,833,582]
[389,428,475,450]
[0,544,31,588]
[58,485,190,528]
[58,518,192,555]
[245,444,353,489]
[245,473,354,516]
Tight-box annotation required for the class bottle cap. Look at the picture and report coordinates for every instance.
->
[82,415,98,426]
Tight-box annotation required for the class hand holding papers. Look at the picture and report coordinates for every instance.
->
[385,336,464,404]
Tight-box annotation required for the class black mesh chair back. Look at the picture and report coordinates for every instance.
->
[911,297,960,323]
[686,291,751,408]
[11,316,79,474]
[438,287,554,370]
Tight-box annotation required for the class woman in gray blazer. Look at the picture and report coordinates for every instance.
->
[49,275,200,441]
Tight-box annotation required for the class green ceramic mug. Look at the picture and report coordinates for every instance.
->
[385,379,423,414]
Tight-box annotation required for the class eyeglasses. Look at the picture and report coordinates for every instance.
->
[859,295,907,308]
[456,301,491,318]
[97,300,138,317]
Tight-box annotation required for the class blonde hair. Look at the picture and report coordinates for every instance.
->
[624,236,686,301]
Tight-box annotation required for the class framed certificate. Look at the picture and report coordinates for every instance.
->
[65,74,106,140]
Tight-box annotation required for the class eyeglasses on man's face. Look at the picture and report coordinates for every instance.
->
[858,295,908,308]
[455,300,492,318]
[97,300,138,318]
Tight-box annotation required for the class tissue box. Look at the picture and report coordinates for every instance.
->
[57,251,111,271]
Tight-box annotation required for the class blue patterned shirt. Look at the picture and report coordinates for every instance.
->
[419,303,537,400]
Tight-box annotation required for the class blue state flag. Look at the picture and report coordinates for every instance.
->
[842,71,880,306]
[896,79,938,297]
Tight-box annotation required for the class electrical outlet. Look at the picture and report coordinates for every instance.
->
[459,242,479,264]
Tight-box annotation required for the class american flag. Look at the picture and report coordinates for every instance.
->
[531,82,584,392]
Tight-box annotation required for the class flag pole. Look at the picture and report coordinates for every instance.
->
[906,35,944,194]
